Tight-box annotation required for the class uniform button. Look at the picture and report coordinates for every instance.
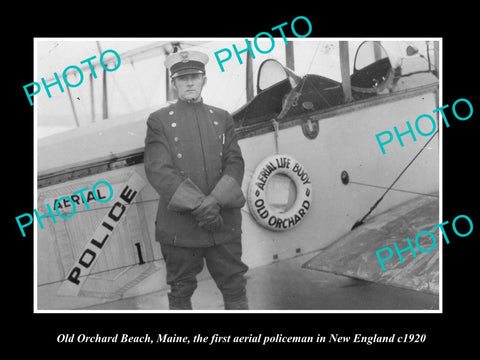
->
[209,109,214,114]
[171,122,177,127]
[174,136,179,142]
[177,153,182,159]
[180,170,185,175]
[213,121,218,125]
[169,111,174,115]
[219,151,223,156]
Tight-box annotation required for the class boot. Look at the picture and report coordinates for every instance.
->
[168,293,192,310]
[224,296,249,310]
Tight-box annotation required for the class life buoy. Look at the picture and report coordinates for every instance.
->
[247,154,312,231]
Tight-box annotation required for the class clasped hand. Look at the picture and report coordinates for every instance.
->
[192,195,223,232]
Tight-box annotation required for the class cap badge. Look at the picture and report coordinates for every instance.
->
[180,51,189,63]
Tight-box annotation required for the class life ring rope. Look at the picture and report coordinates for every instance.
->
[247,154,313,231]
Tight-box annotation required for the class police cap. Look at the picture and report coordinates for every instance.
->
[164,50,209,79]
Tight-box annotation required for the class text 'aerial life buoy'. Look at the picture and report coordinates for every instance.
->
[247,154,312,231]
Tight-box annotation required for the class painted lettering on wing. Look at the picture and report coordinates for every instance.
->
[15,180,114,238]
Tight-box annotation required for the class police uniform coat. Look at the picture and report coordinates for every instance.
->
[144,98,245,248]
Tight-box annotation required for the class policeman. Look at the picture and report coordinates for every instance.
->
[144,50,249,310]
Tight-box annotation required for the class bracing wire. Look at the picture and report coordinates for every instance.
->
[351,129,439,230]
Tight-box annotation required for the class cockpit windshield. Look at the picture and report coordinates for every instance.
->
[232,40,438,128]
[257,59,301,92]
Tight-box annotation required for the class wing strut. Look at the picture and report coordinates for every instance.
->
[96,41,108,119]
[285,41,295,70]
[339,41,353,103]
[246,40,254,102]
[66,85,80,127]
[89,72,95,122]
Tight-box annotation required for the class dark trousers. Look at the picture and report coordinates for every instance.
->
[160,240,249,310]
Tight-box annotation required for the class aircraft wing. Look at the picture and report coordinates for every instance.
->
[303,194,439,295]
